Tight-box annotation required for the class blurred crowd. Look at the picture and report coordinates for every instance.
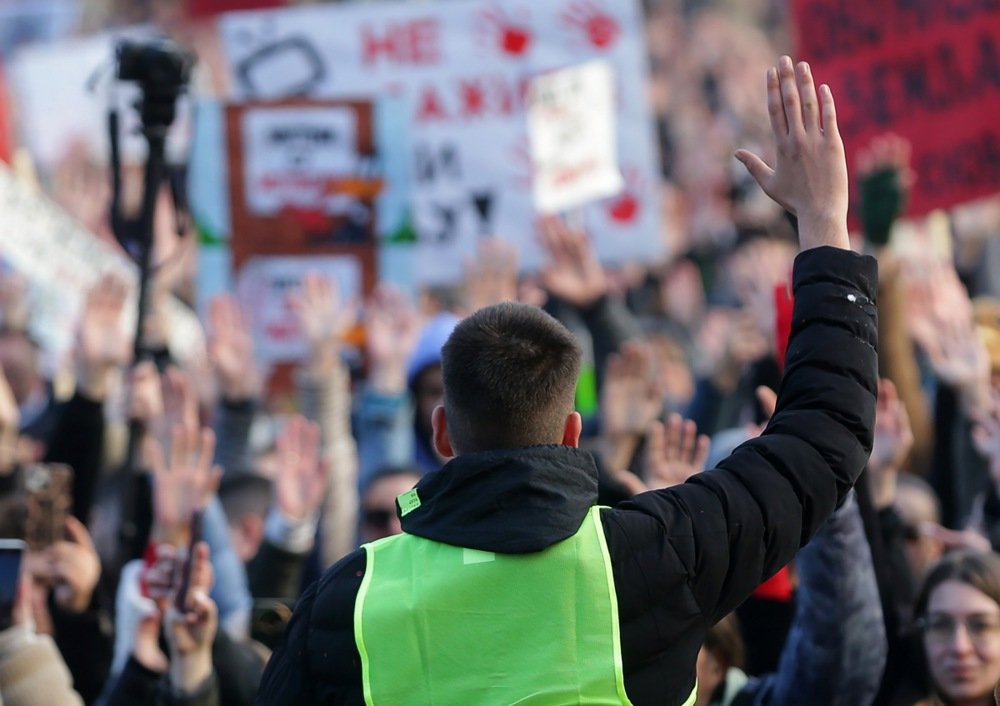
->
[0,1,999,706]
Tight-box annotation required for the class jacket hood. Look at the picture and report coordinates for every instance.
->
[398,445,599,553]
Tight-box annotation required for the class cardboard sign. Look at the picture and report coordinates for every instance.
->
[226,99,378,389]
[242,106,361,216]
[226,99,379,280]
[219,0,663,283]
[527,59,622,214]
[235,255,362,369]
[793,0,1000,217]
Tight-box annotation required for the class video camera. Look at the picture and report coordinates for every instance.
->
[115,38,195,131]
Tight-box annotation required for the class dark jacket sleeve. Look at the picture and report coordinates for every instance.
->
[254,551,367,706]
[247,541,309,605]
[160,675,220,706]
[253,578,321,706]
[50,594,114,705]
[211,628,265,706]
[741,492,886,706]
[103,657,220,706]
[44,391,105,523]
[609,247,878,623]
[102,656,162,706]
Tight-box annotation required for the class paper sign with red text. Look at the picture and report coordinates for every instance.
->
[527,59,622,214]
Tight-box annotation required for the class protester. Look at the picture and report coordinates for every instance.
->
[909,551,1000,706]
[1,2,999,706]
[253,54,879,706]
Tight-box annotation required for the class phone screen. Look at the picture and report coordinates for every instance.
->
[0,542,25,631]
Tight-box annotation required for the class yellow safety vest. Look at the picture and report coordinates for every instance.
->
[354,505,697,706]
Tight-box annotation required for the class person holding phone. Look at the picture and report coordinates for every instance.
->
[0,538,84,706]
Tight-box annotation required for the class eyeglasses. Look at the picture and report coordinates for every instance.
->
[363,507,395,530]
[919,614,1000,644]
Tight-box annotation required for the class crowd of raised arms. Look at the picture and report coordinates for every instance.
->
[0,1,999,706]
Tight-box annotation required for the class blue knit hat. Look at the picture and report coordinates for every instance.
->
[406,312,460,386]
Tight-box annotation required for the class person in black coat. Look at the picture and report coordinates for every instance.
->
[254,55,878,706]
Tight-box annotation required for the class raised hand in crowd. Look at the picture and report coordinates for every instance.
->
[0,271,30,333]
[867,378,914,510]
[905,260,991,415]
[274,415,327,522]
[600,341,663,472]
[164,542,219,697]
[856,133,915,248]
[973,386,1000,494]
[128,360,164,429]
[0,365,19,475]
[463,238,520,313]
[698,308,770,393]
[735,56,850,251]
[146,425,221,547]
[76,273,131,400]
[208,294,261,403]
[645,413,710,490]
[365,285,421,394]
[537,215,608,308]
[48,516,102,615]
[726,237,793,338]
[287,272,358,376]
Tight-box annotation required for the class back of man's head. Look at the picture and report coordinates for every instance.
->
[441,302,582,454]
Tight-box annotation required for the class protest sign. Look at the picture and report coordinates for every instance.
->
[236,255,362,369]
[226,99,377,382]
[527,59,622,214]
[0,165,204,368]
[793,0,1000,217]
[219,0,663,283]
[226,99,378,281]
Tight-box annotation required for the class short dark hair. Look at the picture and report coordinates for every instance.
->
[441,303,582,453]
[915,550,1000,620]
[218,473,274,527]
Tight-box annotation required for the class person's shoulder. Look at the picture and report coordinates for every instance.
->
[308,548,368,632]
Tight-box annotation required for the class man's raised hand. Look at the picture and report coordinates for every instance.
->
[735,56,850,251]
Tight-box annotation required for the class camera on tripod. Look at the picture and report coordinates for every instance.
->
[115,38,195,131]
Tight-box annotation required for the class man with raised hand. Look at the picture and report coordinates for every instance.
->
[255,55,877,706]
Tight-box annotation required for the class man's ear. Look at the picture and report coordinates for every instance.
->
[432,405,456,460]
[561,411,583,448]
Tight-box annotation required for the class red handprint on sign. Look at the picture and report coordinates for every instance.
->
[606,167,643,224]
[477,6,533,57]
[561,0,620,50]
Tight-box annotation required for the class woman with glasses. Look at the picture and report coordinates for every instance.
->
[912,550,1000,706]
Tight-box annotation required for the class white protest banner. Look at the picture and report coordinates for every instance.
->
[219,0,663,284]
[0,166,204,367]
[235,255,362,368]
[527,59,622,214]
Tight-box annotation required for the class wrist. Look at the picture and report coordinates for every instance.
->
[369,362,407,394]
[797,213,850,251]
[170,652,213,695]
[868,467,898,510]
[77,365,113,401]
[220,376,261,404]
[309,339,341,373]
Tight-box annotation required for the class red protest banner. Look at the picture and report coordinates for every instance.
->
[792,0,1000,218]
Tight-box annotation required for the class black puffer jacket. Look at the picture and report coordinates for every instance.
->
[254,247,878,706]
